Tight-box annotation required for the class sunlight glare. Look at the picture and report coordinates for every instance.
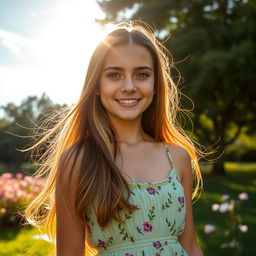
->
[29,0,105,105]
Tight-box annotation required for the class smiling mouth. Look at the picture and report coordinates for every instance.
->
[115,98,141,106]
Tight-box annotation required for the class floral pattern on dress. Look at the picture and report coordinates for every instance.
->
[166,218,177,235]
[97,236,114,250]
[136,206,155,235]
[118,211,135,243]
[152,239,171,255]
[178,196,185,212]
[143,221,153,232]
[86,142,188,255]
[161,192,172,210]
[146,185,161,195]
[167,176,177,190]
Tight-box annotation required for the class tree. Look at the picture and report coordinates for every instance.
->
[97,0,256,174]
[0,94,66,169]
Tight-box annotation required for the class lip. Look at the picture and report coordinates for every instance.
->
[115,98,141,107]
[115,98,141,100]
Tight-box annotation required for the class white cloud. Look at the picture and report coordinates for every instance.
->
[0,29,34,57]
[0,64,83,106]
[1,39,21,56]
[0,0,106,108]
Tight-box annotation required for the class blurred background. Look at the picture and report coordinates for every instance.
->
[0,0,255,255]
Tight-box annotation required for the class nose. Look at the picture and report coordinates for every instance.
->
[121,76,136,92]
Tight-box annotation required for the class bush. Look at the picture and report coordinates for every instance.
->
[0,172,45,227]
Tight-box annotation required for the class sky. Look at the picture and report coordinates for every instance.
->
[0,0,105,107]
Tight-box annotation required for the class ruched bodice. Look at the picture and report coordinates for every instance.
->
[85,142,188,256]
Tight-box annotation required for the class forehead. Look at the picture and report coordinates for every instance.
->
[103,43,154,68]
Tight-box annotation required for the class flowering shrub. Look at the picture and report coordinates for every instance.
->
[204,192,249,255]
[0,172,45,226]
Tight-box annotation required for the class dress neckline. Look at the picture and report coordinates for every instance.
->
[128,167,177,187]
[127,141,180,187]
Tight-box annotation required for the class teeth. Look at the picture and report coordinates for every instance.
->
[118,99,138,104]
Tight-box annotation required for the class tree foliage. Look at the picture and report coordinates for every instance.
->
[0,94,66,169]
[97,0,256,174]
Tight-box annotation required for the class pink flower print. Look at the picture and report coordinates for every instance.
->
[153,241,162,248]
[125,254,134,256]
[147,187,156,195]
[178,196,185,204]
[97,239,105,248]
[155,253,161,256]
[178,207,181,212]
[164,241,168,245]
[157,185,161,190]
[152,206,155,209]
[143,222,153,232]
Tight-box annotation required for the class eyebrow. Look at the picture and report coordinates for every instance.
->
[103,66,153,72]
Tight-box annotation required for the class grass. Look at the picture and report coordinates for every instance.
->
[1,162,256,256]
[194,163,256,255]
[0,225,51,256]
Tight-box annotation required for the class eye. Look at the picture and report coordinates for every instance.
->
[136,72,151,79]
[106,72,121,79]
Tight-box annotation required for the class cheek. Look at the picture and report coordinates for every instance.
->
[99,80,115,98]
[141,80,155,95]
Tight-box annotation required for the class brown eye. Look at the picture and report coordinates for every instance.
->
[106,73,121,79]
[136,72,150,79]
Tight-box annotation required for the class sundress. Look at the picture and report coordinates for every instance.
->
[85,142,188,256]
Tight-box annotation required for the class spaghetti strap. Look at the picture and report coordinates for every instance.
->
[162,141,175,169]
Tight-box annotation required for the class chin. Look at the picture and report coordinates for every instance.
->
[112,113,141,122]
[120,116,140,121]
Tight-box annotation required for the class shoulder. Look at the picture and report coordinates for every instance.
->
[165,142,191,162]
[165,142,192,181]
[57,144,85,184]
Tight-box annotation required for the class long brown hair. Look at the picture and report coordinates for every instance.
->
[24,20,205,255]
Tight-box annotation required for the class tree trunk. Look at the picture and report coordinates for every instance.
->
[212,155,226,175]
[212,141,226,175]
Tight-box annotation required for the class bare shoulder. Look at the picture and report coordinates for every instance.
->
[165,142,192,181]
[58,144,84,184]
[166,143,190,158]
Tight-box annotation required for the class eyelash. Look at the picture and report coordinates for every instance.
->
[106,72,151,79]
[136,72,150,79]
[106,73,120,79]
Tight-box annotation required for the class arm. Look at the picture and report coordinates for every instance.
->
[55,148,86,256]
[177,147,204,256]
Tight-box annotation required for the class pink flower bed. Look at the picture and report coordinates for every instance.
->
[0,172,45,226]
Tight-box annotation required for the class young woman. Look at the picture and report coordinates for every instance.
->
[25,21,205,256]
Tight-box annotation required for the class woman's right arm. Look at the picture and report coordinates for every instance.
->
[55,148,86,256]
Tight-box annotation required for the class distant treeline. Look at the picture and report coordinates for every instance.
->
[0,93,68,173]
[0,92,255,175]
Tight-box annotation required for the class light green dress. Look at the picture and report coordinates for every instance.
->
[86,142,188,256]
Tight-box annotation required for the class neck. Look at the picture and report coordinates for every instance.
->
[109,116,150,145]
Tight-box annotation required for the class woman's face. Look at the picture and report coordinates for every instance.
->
[99,43,155,124]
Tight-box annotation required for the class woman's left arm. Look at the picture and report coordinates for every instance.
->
[178,147,204,256]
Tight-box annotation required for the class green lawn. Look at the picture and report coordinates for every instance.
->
[1,162,256,256]
[0,225,51,256]
[195,162,256,255]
